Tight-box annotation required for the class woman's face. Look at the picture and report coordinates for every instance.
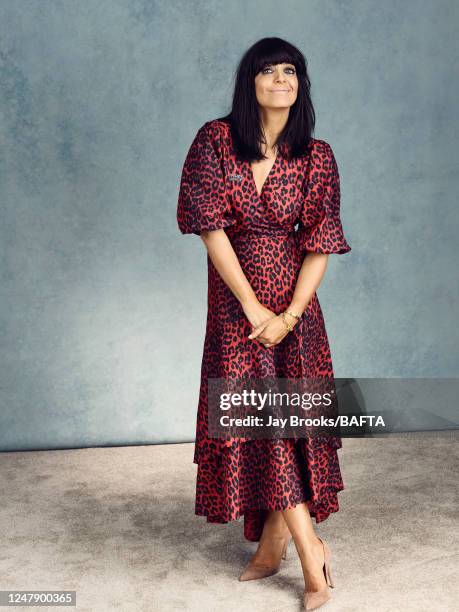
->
[254,62,298,110]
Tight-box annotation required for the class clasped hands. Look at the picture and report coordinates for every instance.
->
[241,299,299,348]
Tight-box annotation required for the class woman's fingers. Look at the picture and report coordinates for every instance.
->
[249,316,291,346]
[258,328,291,346]
[248,324,267,339]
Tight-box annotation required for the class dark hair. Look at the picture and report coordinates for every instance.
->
[217,37,316,162]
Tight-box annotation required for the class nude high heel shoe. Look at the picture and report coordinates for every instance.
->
[238,534,291,582]
[303,537,334,610]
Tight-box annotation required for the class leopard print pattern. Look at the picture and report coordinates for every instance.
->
[177,119,351,541]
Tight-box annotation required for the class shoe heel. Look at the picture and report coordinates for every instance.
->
[321,539,335,589]
[281,539,288,560]
[324,560,334,588]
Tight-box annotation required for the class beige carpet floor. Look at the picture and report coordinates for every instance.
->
[0,431,457,611]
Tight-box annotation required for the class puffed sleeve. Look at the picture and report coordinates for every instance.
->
[297,140,351,255]
[177,121,237,235]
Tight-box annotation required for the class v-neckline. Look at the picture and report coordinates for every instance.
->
[248,150,279,198]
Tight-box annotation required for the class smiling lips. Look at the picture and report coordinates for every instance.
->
[269,89,290,92]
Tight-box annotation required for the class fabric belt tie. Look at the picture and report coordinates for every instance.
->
[227,225,296,238]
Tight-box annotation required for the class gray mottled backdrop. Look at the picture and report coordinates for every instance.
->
[1,1,457,451]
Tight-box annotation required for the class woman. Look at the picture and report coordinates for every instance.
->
[176,37,351,611]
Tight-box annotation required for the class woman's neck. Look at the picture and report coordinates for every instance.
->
[258,107,289,149]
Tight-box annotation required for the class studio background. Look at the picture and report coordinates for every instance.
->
[1,0,457,452]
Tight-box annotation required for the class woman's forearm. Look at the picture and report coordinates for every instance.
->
[200,229,259,306]
[288,252,329,315]
[200,231,328,317]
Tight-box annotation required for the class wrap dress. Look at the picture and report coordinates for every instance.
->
[176,118,351,542]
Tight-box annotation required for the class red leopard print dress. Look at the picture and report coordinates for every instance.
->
[176,118,351,542]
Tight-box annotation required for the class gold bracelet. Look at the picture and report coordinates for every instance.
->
[284,309,302,320]
[281,312,294,332]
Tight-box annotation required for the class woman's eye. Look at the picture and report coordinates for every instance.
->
[262,67,296,74]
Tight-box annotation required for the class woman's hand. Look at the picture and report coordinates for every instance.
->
[249,313,298,348]
[241,299,277,330]
[241,299,298,348]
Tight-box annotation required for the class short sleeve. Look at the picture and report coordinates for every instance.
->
[176,122,237,235]
[297,140,351,255]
